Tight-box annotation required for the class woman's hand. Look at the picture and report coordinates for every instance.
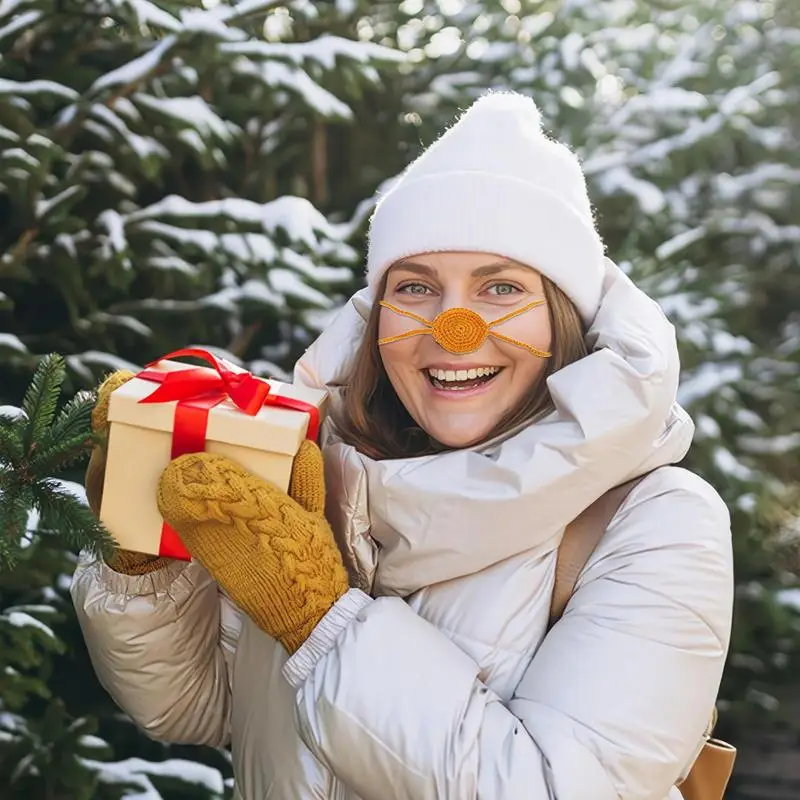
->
[87,370,174,575]
[157,442,350,654]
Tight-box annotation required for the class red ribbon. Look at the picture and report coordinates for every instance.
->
[136,348,320,560]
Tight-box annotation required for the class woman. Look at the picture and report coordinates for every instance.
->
[72,92,734,800]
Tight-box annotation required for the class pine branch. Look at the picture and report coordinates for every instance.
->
[33,481,117,562]
[0,354,111,570]
[28,431,96,475]
[0,482,33,571]
[20,354,66,454]
[0,420,24,463]
[35,390,95,452]
[28,391,96,473]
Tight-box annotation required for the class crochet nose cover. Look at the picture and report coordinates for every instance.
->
[377,300,552,358]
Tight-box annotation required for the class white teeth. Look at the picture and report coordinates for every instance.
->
[427,367,500,383]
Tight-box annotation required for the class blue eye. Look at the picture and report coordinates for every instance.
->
[398,282,432,296]
[488,283,520,296]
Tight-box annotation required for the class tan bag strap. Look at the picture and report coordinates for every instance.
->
[548,478,643,629]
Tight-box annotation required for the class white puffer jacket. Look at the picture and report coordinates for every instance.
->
[71,260,734,800]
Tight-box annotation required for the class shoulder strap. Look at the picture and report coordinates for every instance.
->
[548,478,644,630]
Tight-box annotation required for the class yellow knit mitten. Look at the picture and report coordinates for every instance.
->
[157,442,349,654]
[87,370,174,576]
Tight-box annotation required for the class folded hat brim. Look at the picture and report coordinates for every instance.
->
[367,171,605,324]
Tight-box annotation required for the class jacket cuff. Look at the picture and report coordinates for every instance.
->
[75,549,197,597]
[283,588,372,688]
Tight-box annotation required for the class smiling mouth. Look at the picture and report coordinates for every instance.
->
[425,366,503,391]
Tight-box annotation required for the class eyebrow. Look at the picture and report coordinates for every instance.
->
[392,260,523,278]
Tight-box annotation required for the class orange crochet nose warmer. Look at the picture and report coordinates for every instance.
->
[377,300,552,358]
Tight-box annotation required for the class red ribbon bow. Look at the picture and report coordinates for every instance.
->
[138,348,271,417]
[136,348,320,560]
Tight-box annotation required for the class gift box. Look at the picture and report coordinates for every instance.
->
[99,348,328,561]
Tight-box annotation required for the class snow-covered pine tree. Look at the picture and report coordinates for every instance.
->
[0,0,401,796]
[344,0,800,745]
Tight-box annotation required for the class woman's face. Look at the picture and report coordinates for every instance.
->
[379,252,553,449]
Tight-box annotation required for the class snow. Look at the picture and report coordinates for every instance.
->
[222,232,277,264]
[713,447,753,481]
[5,604,58,615]
[222,34,403,68]
[66,352,142,384]
[597,166,666,214]
[135,220,219,253]
[0,9,41,42]
[55,478,88,505]
[106,170,137,197]
[90,312,152,338]
[97,210,128,255]
[677,363,743,406]
[128,195,342,247]
[242,59,353,119]
[134,94,235,140]
[91,105,169,161]
[714,164,800,201]
[178,128,208,153]
[0,404,25,420]
[78,734,109,751]
[777,590,800,613]
[83,757,225,799]
[2,147,40,169]
[147,255,199,276]
[719,71,781,116]
[741,433,800,455]
[180,7,243,40]
[610,87,709,126]
[203,281,282,310]
[655,227,707,261]
[711,330,752,357]
[83,120,114,143]
[247,358,290,381]
[122,287,278,314]
[0,0,29,18]
[35,185,83,220]
[90,35,177,94]
[5,611,56,640]
[126,0,182,32]
[215,0,287,22]
[280,248,352,283]
[303,307,343,333]
[270,269,333,307]
[0,78,77,100]
[0,333,27,353]
[560,32,584,71]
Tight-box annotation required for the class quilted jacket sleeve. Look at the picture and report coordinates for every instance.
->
[282,469,734,800]
[71,554,237,747]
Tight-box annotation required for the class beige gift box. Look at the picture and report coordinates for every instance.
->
[99,358,328,560]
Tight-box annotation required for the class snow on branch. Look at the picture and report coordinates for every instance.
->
[0,9,40,43]
[133,94,236,140]
[0,78,77,101]
[90,35,177,94]
[126,195,346,247]
[123,0,182,32]
[221,33,405,69]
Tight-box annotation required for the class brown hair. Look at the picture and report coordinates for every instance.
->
[335,273,588,460]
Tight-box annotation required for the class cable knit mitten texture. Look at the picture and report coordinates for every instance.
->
[87,370,174,576]
[157,440,349,654]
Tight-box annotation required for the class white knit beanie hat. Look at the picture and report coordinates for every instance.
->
[366,92,605,323]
